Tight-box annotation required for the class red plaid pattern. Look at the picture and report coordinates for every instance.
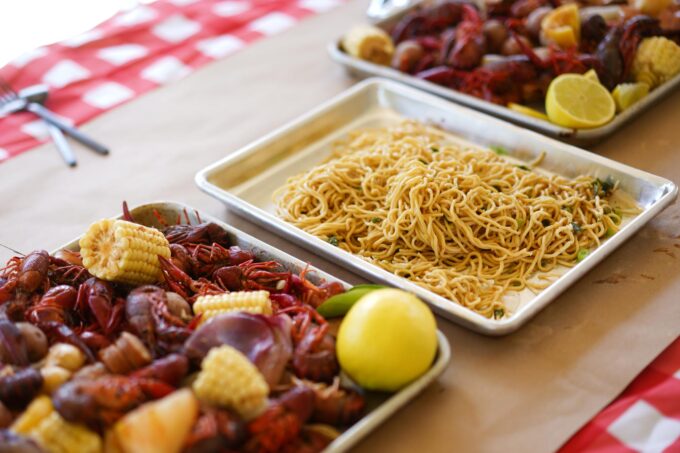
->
[0,0,344,162]
[560,337,680,453]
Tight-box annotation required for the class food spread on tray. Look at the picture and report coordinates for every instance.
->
[0,207,438,453]
[340,0,680,128]
[274,121,639,318]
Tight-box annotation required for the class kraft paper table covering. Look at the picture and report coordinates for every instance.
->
[1,0,679,451]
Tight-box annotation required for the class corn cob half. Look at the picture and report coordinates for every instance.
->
[632,37,680,89]
[10,395,54,435]
[29,411,102,453]
[193,291,272,325]
[11,396,102,453]
[79,219,171,285]
[193,345,269,420]
[341,25,394,65]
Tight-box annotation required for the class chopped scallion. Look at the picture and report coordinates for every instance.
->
[577,248,589,261]
[490,145,508,155]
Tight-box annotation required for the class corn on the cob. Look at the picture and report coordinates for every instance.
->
[632,37,680,89]
[30,411,102,453]
[341,25,394,65]
[80,219,171,285]
[10,395,53,435]
[193,291,272,324]
[193,345,269,420]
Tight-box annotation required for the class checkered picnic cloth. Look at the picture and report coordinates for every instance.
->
[559,337,680,453]
[0,0,344,162]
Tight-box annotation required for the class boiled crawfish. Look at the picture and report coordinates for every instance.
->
[0,250,50,304]
[184,407,245,453]
[125,285,192,354]
[53,375,175,431]
[279,305,338,383]
[245,386,315,453]
[213,260,291,293]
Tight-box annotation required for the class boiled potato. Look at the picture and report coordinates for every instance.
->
[110,389,199,453]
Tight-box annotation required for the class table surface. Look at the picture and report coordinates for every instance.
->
[1,1,680,451]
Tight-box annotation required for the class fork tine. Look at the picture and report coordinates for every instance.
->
[0,77,19,107]
[0,77,18,102]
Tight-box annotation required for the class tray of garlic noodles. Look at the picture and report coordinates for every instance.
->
[196,79,677,335]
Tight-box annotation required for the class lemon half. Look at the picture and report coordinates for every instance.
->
[546,74,615,128]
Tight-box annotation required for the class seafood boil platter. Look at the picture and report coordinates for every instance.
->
[330,0,680,144]
[196,78,678,335]
[0,202,450,452]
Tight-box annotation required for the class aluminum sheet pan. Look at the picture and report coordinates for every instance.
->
[195,79,677,335]
[56,201,451,453]
[328,9,680,146]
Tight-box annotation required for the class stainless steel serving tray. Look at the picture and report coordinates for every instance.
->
[57,201,450,453]
[196,79,677,335]
[328,7,680,145]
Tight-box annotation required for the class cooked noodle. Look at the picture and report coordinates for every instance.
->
[274,121,633,318]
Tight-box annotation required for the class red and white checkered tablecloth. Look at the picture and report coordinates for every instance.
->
[1,1,680,451]
[0,0,344,163]
[559,337,680,453]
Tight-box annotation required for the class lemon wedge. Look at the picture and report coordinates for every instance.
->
[508,103,550,121]
[541,4,580,49]
[612,83,649,112]
[336,289,437,391]
[546,74,615,128]
[583,69,599,82]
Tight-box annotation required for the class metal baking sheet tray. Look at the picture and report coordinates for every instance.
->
[57,201,450,453]
[195,79,677,335]
[327,8,680,146]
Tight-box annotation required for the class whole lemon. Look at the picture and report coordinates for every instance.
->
[336,288,437,391]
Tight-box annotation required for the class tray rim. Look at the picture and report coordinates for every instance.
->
[327,32,680,145]
[55,200,452,452]
[195,78,678,335]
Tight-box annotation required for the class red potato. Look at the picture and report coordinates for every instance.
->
[107,389,199,453]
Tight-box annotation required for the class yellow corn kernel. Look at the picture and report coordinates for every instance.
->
[40,366,72,395]
[633,37,680,89]
[341,25,394,65]
[11,395,54,434]
[193,291,272,324]
[29,411,102,453]
[45,343,85,372]
[193,345,268,420]
[80,219,171,285]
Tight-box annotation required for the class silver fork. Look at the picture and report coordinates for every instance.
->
[0,78,109,158]
[0,78,77,166]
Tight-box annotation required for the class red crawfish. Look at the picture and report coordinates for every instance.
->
[278,305,338,383]
[125,285,193,354]
[184,407,246,452]
[185,243,255,278]
[75,277,125,336]
[158,256,222,301]
[213,260,291,293]
[0,250,50,304]
[245,386,315,453]
[289,268,344,309]
[52,375,175,431]
[163,223,231,247]
[26,285,77,325]
[130,353,189,387]
[295,378,365,426]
